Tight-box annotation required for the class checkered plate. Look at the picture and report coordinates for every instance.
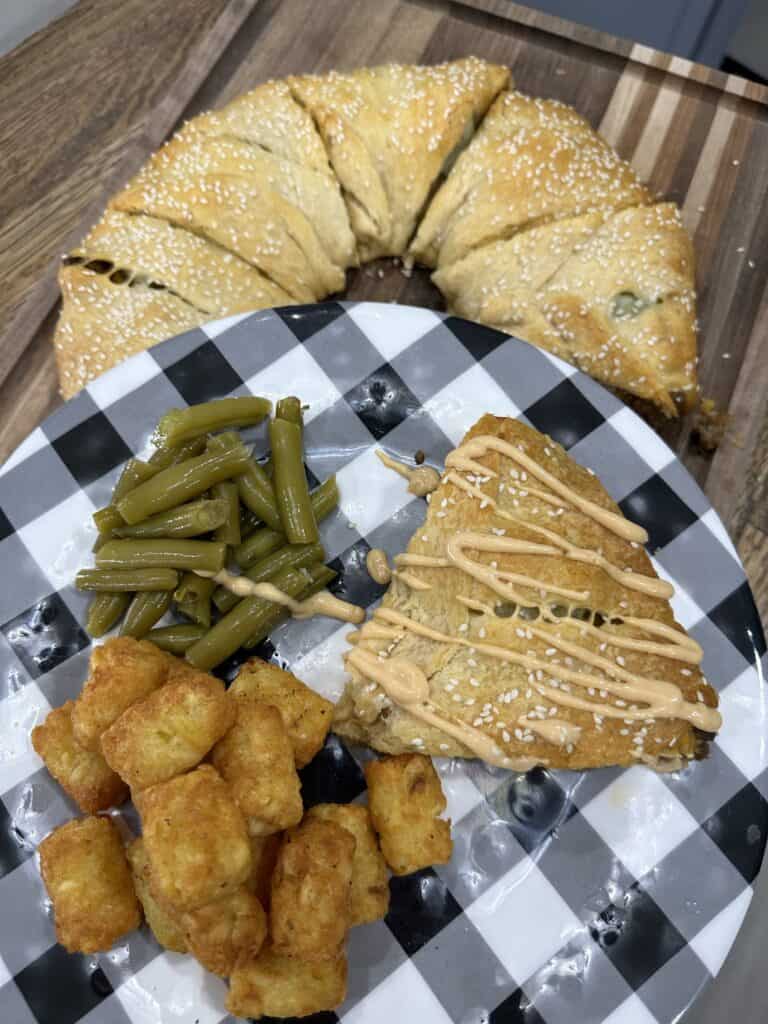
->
[0,302,765,1024]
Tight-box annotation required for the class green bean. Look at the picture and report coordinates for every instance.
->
[239,506,262,539]
[207,432,282,532]
[215,541,325,614]
[112,459,160,503]
[233,527,283,571]
[276,396,302,427]
[85,592,131,637]
[121,591,173,639]
[212,482,241,546]
[308,474,339,522]
[185,565,313,671]
[96,539,227,574]
[242,563,337,648]
[174,572,215,628]
[270,418,318,543]
[116,442,252,524]
[112,499,229,539]
[76,568,179,592]
[93,506,124,536]
[153,397,271,448]
[146,623,206,655]
[148,436,207,468]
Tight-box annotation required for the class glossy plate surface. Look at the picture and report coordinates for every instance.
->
[0,302,765,1024]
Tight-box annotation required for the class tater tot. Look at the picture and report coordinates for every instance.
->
[246,834,282,908]
[71,637,169,751]
[31,701,128,813]
[231,658,332,767]
[307,803,389,925]
[136,765,251,912]
[125,838,187,953]
[39,816,140,953]
[364,754,452,875]
[181,886,267,976]
[101,671,233,790]
[270,818,355,961]
[226,946,347,1019]
[211,699,302,835]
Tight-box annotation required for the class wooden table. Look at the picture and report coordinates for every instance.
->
[1,0,767,631]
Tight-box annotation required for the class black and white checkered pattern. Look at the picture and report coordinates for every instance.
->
[0,302,765,1024]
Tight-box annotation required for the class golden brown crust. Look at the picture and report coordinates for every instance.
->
[181,886,267,976]
[306,803,390,925]
[270,818,355,961]
[211,699,303,835]
[136,764,252,913]
[54,264,206,400]
[410,90,650,269]
[364,755,452,875]
[126,838,188,953]
[335,415,719,770]
[73,210,294,316]
[289,58,509,259]
[71,637,169,752]
[231,658,333,768]
[31,701,128,813]
[226,946,347,1019]
[101,671,233,791]
[39,816,140,953]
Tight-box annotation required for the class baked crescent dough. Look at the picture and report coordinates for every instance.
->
[409,91,650,269]
[334,414,720,770]
[289,58,509,259]
[73,210,294,316]
[54,264,206,398]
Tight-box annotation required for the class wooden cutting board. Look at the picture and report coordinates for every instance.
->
[0,0,766,619]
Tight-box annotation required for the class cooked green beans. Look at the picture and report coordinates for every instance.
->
[117,442,252,524]
[85,592,131,637]
[270,417,318,543]
[154,397,271,447]
[76,395,343,651]
[146,623,207,654]
[185,565,313,671]
[112,499,229,539]
[208,432,283,532]
[215,541,325,614]
[96,539,227,574]
[148,436,206,468]
[76,568,179,592]
[242,562,336,648]
[121,591,173,638]
[212,482,241,546]
[174,572,215,628]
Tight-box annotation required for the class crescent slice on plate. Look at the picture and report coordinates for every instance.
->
[434,203,698,415]
[334,414,721,771]
[409,90,650,270]
[289,58,510,260]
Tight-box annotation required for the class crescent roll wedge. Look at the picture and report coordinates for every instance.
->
[409,90,650,269]
[290,58,509,259]
[334,414,720,771]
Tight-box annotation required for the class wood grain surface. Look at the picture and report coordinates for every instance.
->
[0,0,766,625]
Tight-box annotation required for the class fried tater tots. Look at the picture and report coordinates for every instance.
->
[364,754,452,875]
[31,701,128,812]
[125,838,187,953]
[72,637,168,751]
[136,765,251,912]
[226,946,347,1019]
[307,803,389,925]
[39,816,140,953]
[231,658,333,767]
[270,818,355,961]
[211,699,302,835]
[101,671,233,790]
[181,886,267,976]
[247,834,282,907]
